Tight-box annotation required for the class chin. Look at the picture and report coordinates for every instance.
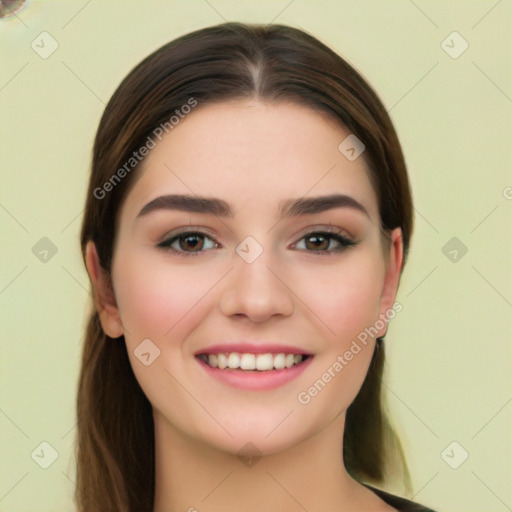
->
[203,428,306,459]
[188,406,330,459]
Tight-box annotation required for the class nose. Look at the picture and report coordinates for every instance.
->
[219,246,294,323]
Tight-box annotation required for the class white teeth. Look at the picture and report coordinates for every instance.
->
[228,353,240,369]
[273,353,286,370]
[256,353,274,371]
[208,354,218,368]
[217,353,228,369]
[240,353,256,370]
[200,352,306,371]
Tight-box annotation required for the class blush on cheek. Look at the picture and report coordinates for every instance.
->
[298,270,383,349]
[114,261,224,343]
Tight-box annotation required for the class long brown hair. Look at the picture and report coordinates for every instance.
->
[77,22,413,512]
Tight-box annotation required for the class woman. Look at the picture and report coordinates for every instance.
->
[77,22,438,512]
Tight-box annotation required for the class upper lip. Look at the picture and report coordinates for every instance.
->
[194,343,314,356]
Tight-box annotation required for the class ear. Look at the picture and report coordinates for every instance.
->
[376,227,403,337]
[85,241,124,338]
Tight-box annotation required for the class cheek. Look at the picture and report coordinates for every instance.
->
[112,252,226,343]
[292,253,384,422]
[292,250,385,344]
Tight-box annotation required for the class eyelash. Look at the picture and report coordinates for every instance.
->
[156,227,356,257]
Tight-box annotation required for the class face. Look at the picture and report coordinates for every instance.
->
[88,99,402,456]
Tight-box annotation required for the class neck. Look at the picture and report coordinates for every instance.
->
[152,410,377,512]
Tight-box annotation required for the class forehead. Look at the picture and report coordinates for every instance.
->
[120,100,379,222]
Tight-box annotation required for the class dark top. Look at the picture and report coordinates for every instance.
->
[366,484,438,512]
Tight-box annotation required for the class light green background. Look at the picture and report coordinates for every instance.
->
[1,1,511,511]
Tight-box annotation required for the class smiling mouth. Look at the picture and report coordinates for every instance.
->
[197,352,311,371]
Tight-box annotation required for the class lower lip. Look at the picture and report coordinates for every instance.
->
[196,356,313,391]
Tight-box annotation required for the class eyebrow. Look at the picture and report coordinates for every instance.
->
[136,193,369,219]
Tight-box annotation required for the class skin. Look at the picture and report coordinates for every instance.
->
[86,99,402,512]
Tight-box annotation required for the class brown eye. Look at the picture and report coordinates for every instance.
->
[157,231,217,255]
[294,231,356,253]
[304,234,329,251]
[178,234,204,252]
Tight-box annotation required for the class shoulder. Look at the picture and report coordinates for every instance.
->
[364,484,439,512]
